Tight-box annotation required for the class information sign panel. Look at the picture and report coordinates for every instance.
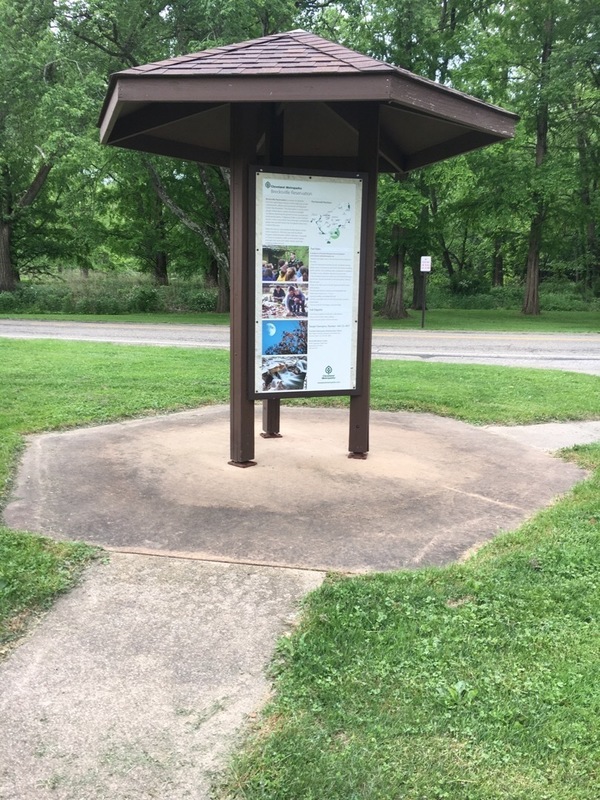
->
[254,170,364,397]
[420,256,432,273]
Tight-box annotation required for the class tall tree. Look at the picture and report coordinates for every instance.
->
[377,174,427,318]
[520,9,554,314]
[0,0,97,290]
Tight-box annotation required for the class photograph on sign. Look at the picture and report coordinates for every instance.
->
[254,171,363,396]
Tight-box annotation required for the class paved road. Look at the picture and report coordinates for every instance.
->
[1,318,599,375]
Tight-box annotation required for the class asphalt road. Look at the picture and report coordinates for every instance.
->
[1,318,599,375]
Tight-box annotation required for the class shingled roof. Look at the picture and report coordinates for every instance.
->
[121,30,393,76]
[99,30,518,173]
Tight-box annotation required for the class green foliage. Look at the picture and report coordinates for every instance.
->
[2,0,598,308]
[370,362,600,424]
[0,0,106,288]
[0,273,219,314]
[325,0,600,314]
[373,281,599,312]
[1,0,303,293]
[126,285,161,313]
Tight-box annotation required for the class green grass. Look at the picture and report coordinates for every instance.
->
[1,337,598,500]
[1,307,599,331]
[0,530,97,652]
[224,444,600,800]
[372,308,600,332]
[0,339,230,500]
[292,362,600,425]
[0,311,230,325]
[369,362,600,424]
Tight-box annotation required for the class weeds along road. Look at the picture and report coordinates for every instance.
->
[1,318,599,376]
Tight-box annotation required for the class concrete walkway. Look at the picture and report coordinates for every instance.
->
[1,408,597,799]
[0,555,321,799]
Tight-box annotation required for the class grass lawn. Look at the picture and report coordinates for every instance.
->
[1,338,599,798]
[1,307,599,332]
[0,311,231,326]
[373,308,600,332]
[0,529,96,656]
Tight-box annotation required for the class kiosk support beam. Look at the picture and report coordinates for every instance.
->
[349,104,380,458]
[261,103,284,439]
[229,104,260,466]
[261,398,282,438]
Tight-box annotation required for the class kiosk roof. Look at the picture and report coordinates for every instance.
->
[99,30,518,172]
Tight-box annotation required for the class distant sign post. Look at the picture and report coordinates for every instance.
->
[420,256,432,329]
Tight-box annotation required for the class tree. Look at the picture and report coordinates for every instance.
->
[50,0,299,304]
[303,0,599,312]
[376,173,430,317]
[0,0,98,290]
[145,158,232,307]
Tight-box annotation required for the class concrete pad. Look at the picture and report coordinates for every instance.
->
[3,407,587,572]
[485,420,600,452]
[0,554,323,800]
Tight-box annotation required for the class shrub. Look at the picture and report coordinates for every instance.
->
[183,289,218,312]
[6,269,595,316]
[126,286,163,313]
[0,292,18,312]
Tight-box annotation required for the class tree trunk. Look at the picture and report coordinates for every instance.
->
[522,205,544,314]
[154,250,169,286]
[431,187,454,281]
[0,221,16,293]
[492,237,504,287]
[578,131,599,291]
[440,242,454,280]
[216,264,230,313]
[585,216,599,291]
[0,161,52,292]
[382,224,408,318]
[411,260,426,310]
[412,194,429,310]
[522,15,554,316]
[150,192,169,286]
[146,158,231,304]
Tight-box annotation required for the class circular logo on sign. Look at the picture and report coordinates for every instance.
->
[325,366,333,375]
[265,181,271,188]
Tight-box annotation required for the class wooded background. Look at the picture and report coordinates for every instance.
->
[0,0,598,315]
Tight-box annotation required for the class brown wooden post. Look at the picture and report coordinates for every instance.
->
[261,399,282,438]
[349,103,380,458]
[229,104,260,466]
[261,103,284,439]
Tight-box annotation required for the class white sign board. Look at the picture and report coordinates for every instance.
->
[254,171,363,396]
[420,256,432,273]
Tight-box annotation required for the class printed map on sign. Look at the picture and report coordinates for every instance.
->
[311,202,353,244]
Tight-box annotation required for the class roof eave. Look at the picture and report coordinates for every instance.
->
[99,70,517,148]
